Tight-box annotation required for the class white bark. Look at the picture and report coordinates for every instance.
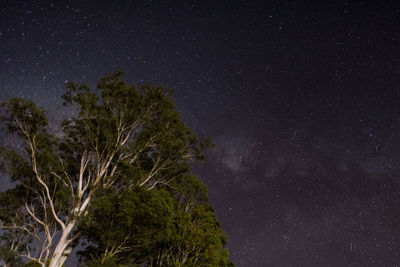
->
[48,222,75,267]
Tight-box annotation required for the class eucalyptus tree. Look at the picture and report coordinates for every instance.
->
[0,72,229,266]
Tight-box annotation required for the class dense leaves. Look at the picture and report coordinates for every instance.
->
[0,72,232,266]
[78,186,232,266]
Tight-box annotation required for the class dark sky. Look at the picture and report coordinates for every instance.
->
[2,1,400,266]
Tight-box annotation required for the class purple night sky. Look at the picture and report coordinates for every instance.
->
[1,1,400,266]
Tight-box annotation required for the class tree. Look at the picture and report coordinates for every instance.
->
[77,178,232,266]
[0,72,232,266]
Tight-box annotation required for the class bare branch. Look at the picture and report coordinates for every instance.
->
[24,136,65,229]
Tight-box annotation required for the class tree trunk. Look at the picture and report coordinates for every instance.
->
[48,222,75,267]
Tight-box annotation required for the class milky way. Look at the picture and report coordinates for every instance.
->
[2,1,400,266]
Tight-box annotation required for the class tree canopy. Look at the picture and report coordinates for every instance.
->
[0,72,233,266]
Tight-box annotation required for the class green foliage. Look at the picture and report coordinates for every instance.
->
[78,186,233,266]
[0,71,232,266]
[78,187,175,265]
[165,204,232,267]
[1,98,48,136]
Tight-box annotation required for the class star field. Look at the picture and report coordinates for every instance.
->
[2,1,400,266]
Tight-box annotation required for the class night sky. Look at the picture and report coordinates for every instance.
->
[2,1,400,266]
